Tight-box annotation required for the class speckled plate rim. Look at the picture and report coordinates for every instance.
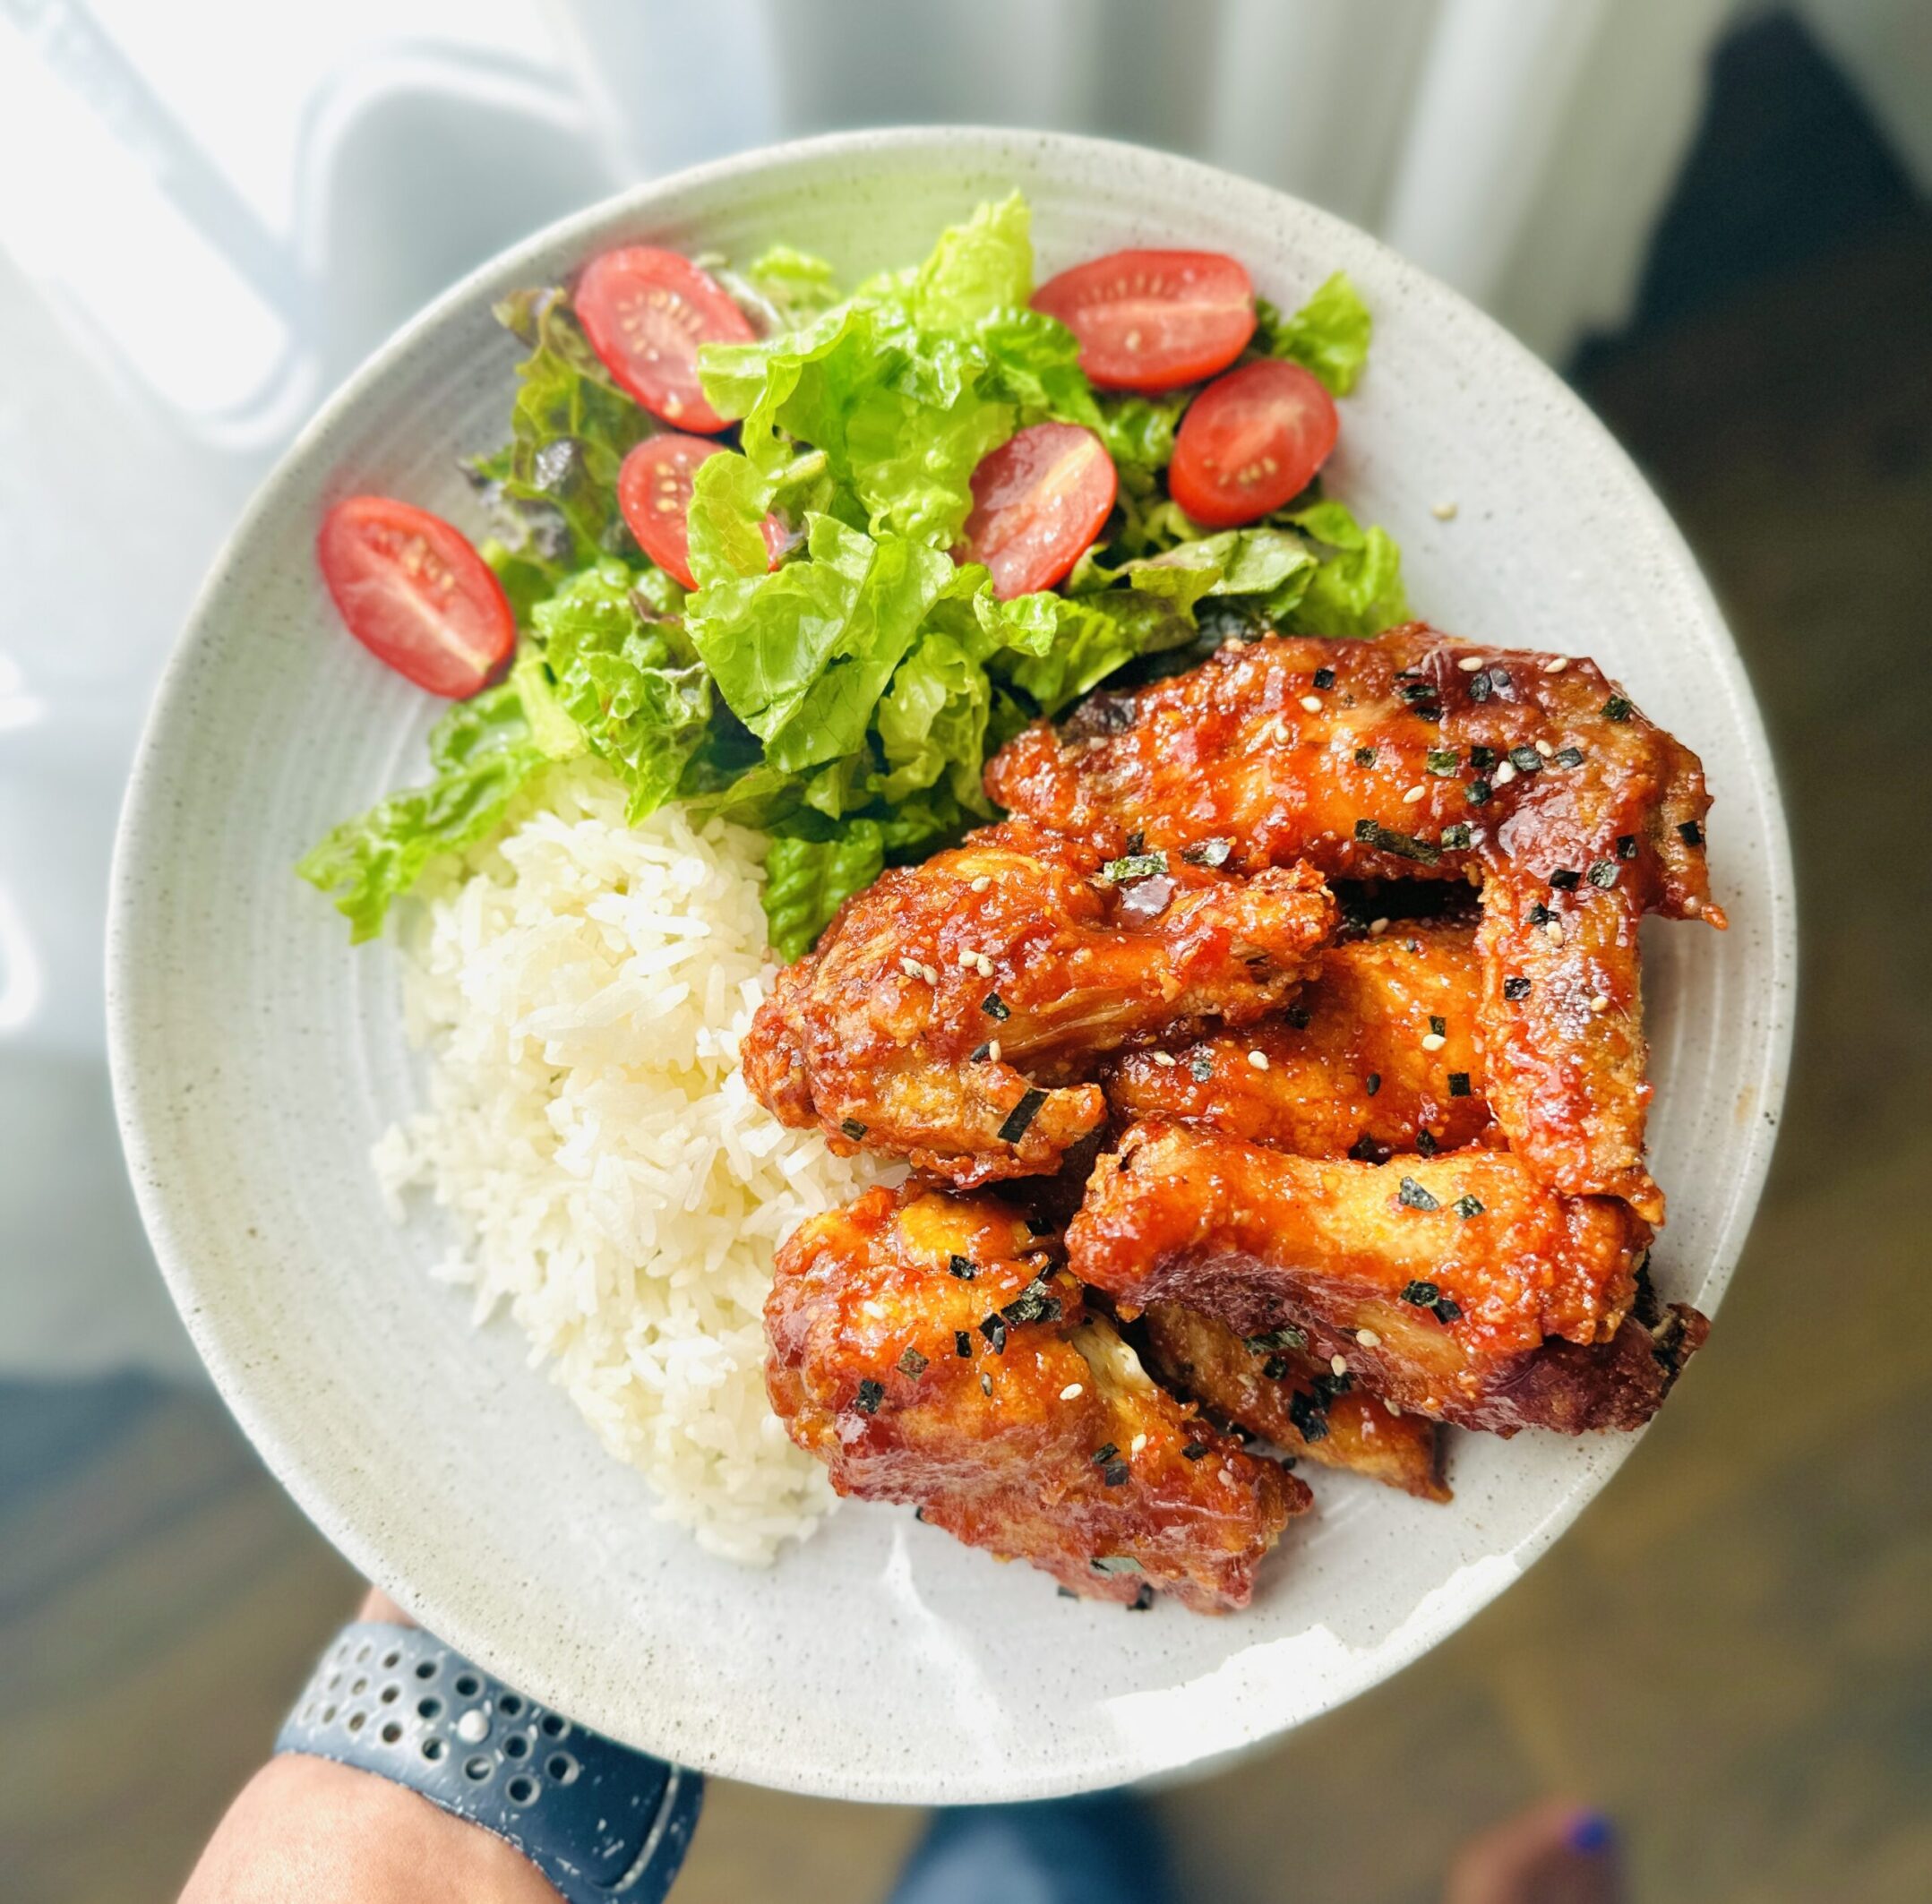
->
[108,126,1797,1802]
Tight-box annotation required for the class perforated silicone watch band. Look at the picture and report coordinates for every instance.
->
[275,1622,701,1901]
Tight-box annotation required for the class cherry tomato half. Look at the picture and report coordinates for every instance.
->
[1168,359,1339,528]
[618,433,786,591]
[960,422,1118,600]
[1032,249,1255,392]
[576,246,755,433]
[316,496,515,698]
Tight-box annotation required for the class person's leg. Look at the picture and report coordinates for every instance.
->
[887,1790,1173,1904]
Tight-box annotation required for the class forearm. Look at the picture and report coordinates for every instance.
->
[178,1754,562,1904]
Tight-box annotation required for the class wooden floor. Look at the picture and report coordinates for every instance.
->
[6,215,1930,1904]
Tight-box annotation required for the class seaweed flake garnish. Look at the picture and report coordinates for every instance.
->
[1181,836,1232,868]
[1678,819,1704,846]
[1554,746,1585,768]
[1454,1195,1484,1219]
[1602,696,1633,721]
[949,1254,977,1280]
[955,1330,973,1358]
[1504,976,1531,999]
[997,1089,1047,1143]
[1447,1072,1472,1097]
[897,1348,929,1378]
[1398,1176,1440,1211]
[1400,1280,1440,1307]
[1189,1051,1214,1082]
[839,1118,867,1140]
[979,1315,1009,1353]
[854,1379,885,1415]
[1587,859,1619,888]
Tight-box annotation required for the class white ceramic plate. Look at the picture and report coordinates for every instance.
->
[107,128,1794,1803]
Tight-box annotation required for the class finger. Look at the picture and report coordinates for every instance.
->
[1443,1798,1621,1904]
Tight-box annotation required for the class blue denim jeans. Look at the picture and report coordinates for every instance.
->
[886,1792,1174,1904]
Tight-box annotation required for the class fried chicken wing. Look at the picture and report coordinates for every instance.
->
[987,625,1728,1220]
[743,817,1335,1188]
[1106,918,1494,1159]
[1141,1303,1450,1501]
[767,1184,1306,1609]
[1067,1121,1696,1436]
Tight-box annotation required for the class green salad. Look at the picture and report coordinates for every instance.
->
[299,194,1404,958]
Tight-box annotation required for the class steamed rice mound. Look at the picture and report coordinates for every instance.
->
[372,759,877,1563]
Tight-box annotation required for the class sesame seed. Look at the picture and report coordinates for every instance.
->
[1330,1354,1348,1377]
[1299,694,1322,714]
[1543,656,1569,673]
[1533,739,1554,758]
[1129,1433,1147,1454]
[1421,1032,1447,1052]
[1544,921,1565,946]
[1369,916,1390,936]
[1356,1328,1381,1348]
[1402,785,1427,804]
[1432,500,1459,520]
[1383,1397,1402,1416]
[899,957,923,980]
[976,953,995,977]
[1457,655,1486,673]
[970,875,992,893]
[957,948,978,968]
[987,1040,1002,1063]
[1493,759,1518,786]
[1590,993,1610,1014]
[1060,1383,1084,1401]
[1248,1049,1270,1071]
[1152,1051,1177,1068]
[923,963,939,984]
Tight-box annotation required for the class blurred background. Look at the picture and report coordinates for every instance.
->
[3,1,1928,1898]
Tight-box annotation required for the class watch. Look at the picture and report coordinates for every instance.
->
[276,1621,702,1901]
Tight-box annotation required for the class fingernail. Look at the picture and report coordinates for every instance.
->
[1567,1811,1615,1856]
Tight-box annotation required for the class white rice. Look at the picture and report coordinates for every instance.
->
[373,759,878,1564]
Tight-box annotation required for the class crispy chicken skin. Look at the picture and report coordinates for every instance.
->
[767,1184,1306,1609]
[986,625,1727,1220]
[743,817,1335,1188]
[1067,1121,1694,1436]
[1106,919,1494,1159]
[1141,1303,1450,1502]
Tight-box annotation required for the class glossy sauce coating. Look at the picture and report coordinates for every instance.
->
[766,1185,1305,1609]
[1106,919,1494,1159]
[987,625,1727,1219]
[1068,1121,1684,1435]
[743,817,1335,1187]
[1141,1303,1449,1502]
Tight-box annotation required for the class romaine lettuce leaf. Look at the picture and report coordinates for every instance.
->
[295,683,546,941]
[1255,272,1373,396]
[761,824,887,964]
[684,513,955,771]
[532,561,712,820]
[1277,500,1408,635]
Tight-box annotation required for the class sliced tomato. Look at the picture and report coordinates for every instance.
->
[960,423,1118,600]
[1168,359,1339,528]
[1032,249,1255,392]
[618,433,786,591]
[575,246,755,433]
[316,497,514,698]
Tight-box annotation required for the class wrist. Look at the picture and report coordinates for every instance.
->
[181,1754,561,1903]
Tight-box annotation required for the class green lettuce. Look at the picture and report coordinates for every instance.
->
[532,561,712,820]
[1255,271,1373,396]
[1277,500,1408,635]
[295,683,546,941]
[466,288,652,580]
[760,824,887,963]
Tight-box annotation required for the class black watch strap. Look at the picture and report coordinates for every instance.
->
[275,1621,701,1901]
